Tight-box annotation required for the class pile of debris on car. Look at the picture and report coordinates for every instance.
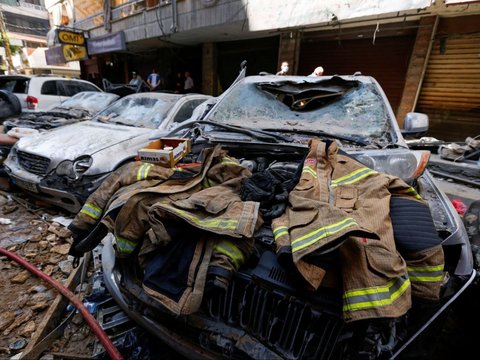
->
[407,135,480,188]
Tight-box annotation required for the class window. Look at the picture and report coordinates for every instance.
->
[59,81,84,97]
[172,99,207,123]
[79,82,100,92]
[0,78,28,94]
[41,81,58,95]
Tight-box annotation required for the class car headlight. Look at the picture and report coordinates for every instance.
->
[353,150,430,179]
[56,156,93,180]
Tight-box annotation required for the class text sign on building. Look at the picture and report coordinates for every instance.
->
[87,31,126,55]
[58,30,85,46]
[63,44,88,62]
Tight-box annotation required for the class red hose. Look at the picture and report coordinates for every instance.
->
[0,247,124,360]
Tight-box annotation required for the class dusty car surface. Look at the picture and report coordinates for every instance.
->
[2,91,120,132]
[3,92,212,213]
[73,74,475,359]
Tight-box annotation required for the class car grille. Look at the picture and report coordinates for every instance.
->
[205,275,343,360]
[18,150,50,175]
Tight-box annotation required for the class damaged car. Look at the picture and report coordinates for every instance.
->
[3,92,212,213]
[69,73,475,359]
[2,91,120,132]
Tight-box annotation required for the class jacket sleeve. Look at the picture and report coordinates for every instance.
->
[69,161,174,234]
[387,175,424,202]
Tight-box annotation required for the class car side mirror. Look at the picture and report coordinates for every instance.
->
[401,112,429,137]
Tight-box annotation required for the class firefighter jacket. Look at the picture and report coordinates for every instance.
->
[271,139,444,322]
[68,145,261,315]
[69,145,225,250]
[117,152,260,315]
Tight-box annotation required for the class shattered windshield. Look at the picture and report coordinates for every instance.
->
[93,95,179,128]
[54,92,119,113]
[209,77,393,140]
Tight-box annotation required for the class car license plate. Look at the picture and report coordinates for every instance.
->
[14,177,38,193]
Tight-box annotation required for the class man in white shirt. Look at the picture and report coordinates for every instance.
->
[184,71,195,92]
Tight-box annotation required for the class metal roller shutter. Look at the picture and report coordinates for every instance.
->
[416,34,480,141]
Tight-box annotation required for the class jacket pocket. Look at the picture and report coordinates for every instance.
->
[335,186,357,211]
[364,241,406,279]
[174,194,230,215]
[205,195,230,214]
[288,208,318,229]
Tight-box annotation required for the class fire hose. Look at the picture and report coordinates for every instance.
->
[0,247,124,360]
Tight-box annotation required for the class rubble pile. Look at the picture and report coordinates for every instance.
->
[0,192,95,358]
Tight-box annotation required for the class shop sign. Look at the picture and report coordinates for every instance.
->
[63,44,88,61]
[87,31,126,55]
[45,43,88,64]
[58,30,85,46]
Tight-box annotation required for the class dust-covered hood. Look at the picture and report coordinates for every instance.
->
[14,120,150,159]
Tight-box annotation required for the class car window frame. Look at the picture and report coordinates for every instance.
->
[40,80,60,96]
[171,98,209,124]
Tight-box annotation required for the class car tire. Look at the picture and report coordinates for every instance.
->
[0,90,22,119]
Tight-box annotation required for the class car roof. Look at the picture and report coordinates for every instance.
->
[239,74,375,84]
[121,92,212,100]
[0,74,92,82]
[0,75,31,80]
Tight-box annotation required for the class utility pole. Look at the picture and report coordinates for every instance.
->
[0,5,14,73]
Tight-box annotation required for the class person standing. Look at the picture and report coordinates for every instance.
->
[147,68,161,91]
[184,70,195,92]
[276,61,289,75]
[129,71,139,85]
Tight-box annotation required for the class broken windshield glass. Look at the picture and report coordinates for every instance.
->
[209,77,393,141]
[54,92,119,114]
[94,96,179,129]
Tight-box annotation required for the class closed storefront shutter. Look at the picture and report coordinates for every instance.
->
[416,33,480,141]
[299,35,415,113]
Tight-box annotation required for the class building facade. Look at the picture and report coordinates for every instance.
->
[0,0,80,75]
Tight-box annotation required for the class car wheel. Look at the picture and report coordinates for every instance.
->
[0,90,22,119]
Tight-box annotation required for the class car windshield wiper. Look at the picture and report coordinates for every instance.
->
[265,128,370,147]
[112,120,136,127]
[194,120,292,143]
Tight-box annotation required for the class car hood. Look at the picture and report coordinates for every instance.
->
[15,120,150,159]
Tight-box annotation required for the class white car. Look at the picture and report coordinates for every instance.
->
[3,91,120,132]
[0,74,102,111]
[4,92,212,213]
